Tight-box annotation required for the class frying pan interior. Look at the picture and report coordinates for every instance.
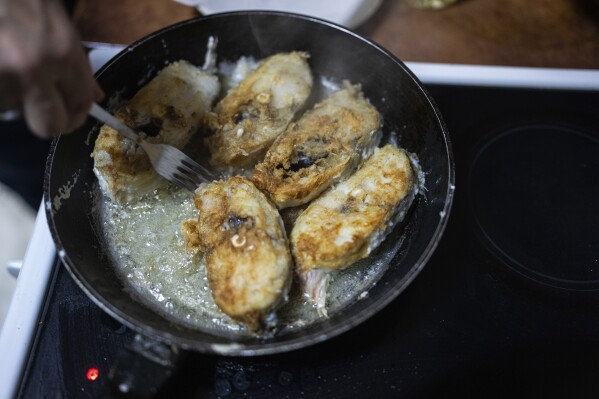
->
[45,12,454,356]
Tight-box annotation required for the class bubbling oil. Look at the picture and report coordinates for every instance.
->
[96,182,396,337]
[97,186,245,334]
[95,73,405,337]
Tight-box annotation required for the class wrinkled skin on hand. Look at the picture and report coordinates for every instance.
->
[0,0,103,137]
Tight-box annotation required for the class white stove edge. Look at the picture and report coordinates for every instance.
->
[1,50,598,398]
[0,204,56,399]
[407,62,599,91]
[86,45,599,90]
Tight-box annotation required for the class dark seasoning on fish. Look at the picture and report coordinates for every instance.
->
[93,38,423,336]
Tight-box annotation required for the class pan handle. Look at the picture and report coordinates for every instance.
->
[104,333,186,398]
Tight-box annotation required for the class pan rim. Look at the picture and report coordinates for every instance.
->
[44,10,455,356]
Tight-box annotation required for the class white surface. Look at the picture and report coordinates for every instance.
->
[87,44,126,74]
[173,0,382,28]
[89,45,599,90]
[0,184,35,330]
[0,204,56,399]
[406,62,599,90]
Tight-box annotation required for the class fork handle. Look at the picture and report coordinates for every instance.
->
[89,102,140,142]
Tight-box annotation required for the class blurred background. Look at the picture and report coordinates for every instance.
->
[74,0,599,67]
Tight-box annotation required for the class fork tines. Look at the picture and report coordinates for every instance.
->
[141,142,216,192]
[174,160,212,191]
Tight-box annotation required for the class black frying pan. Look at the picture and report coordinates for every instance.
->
[45,12,454,357]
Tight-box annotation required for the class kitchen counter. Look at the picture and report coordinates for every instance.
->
[73,0,599,68]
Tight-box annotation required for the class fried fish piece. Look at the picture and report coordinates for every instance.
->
[182,176,292,330]
[92,60,220,203]
[290,145,418,316]
[252,82,381,208]
[204,52,313,168]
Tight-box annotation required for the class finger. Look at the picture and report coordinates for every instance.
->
[61,79,105,133]
[22,83,67,138]
[57,47,97,132]
[93,81,105,102]
[44,0,97,133]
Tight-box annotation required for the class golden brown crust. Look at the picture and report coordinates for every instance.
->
[92,119,158,203]
[204,52,313,168]
[290,145,415,273]
[94,121,152,178]
[92,60,219,203]
[252,82,381,209]
[182,176,292,330]
[252,127,356,208]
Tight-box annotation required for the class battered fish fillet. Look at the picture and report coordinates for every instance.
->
[252,82,381,208]
[92,60,220,203]
[290,145,417,316]
[204,52,313,168]
[182,176,292,330]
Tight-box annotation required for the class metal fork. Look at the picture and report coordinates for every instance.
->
[89,102,216,191]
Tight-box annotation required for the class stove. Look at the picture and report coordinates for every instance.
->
[2,64,599,398]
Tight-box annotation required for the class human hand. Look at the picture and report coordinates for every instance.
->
[0,0,103,138]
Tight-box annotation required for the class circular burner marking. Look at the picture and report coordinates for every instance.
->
[469,124,599,290]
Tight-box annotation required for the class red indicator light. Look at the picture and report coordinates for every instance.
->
[86,367,100,381]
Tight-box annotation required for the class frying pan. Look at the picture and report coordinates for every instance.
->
[44,12,454,357]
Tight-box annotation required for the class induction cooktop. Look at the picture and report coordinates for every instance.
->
[15,79,599,398]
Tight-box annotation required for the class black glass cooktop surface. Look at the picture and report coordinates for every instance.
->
[19,84,599,398]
